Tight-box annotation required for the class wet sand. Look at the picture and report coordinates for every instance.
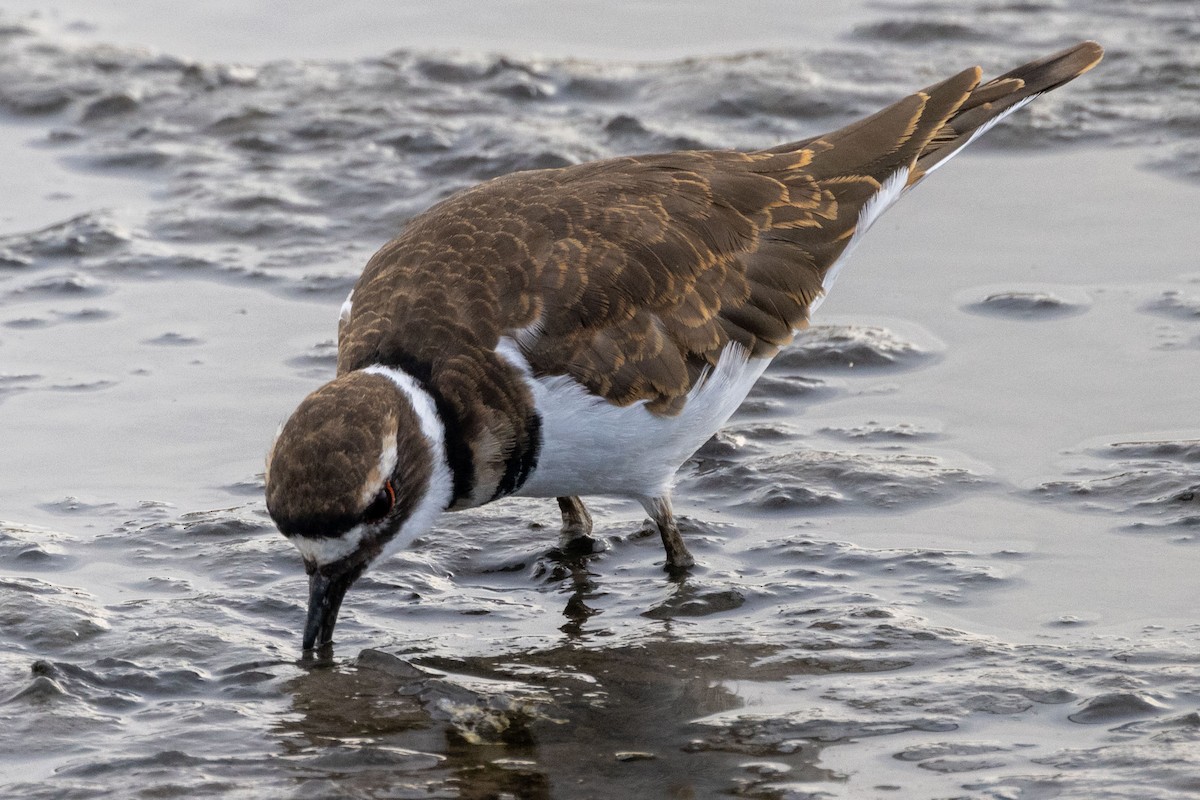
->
[2,1,1200,798]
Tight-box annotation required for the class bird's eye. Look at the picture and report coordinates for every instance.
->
[363,480,395,524]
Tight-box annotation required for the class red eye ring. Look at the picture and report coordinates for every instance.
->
[362,480,396,524]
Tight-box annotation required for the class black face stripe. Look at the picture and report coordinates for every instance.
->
[491,409,542,502]
[274,511,358,539]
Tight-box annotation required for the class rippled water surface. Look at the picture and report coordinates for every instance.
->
[3,1,1200,798]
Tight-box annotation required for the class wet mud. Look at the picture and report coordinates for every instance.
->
[3,1,1200,798]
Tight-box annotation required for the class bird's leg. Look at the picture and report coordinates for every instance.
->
[557,496,597,552]
[639,495,695,571]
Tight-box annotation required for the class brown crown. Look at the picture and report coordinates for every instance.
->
[266,371,433,539]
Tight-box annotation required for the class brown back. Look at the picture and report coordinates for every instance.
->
[336,42,1101,502]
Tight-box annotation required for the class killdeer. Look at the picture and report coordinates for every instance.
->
[265,42,1103,650]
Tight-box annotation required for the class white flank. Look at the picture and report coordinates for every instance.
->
[808,166,910,316]
[497,337,768,500]
[363,364,456,562]
[339,289,353,328]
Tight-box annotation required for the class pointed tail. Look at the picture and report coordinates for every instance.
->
[911,41,1104,181]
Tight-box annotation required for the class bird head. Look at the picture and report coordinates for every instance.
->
[265,368,451,650]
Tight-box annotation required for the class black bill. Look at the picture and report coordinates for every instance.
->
[302,561,364,651]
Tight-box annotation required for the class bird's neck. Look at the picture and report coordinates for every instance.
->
[361,356,542,510]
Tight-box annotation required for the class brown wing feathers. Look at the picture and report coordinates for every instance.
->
[713,69,981,365]
[914,41,1104,178]
[340,43,1103,429]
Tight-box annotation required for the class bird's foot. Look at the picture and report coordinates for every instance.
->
[663,549,696,573]
[557,531,607,557]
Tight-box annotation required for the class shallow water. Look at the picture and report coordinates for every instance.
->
[2,1,1200,798]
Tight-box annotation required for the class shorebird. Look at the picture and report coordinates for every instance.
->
[265,42,1103,650]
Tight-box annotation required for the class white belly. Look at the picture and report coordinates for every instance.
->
[497,339,768,500]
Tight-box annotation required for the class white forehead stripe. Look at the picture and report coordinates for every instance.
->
[360,434,399,507]
[363,364,455,561]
